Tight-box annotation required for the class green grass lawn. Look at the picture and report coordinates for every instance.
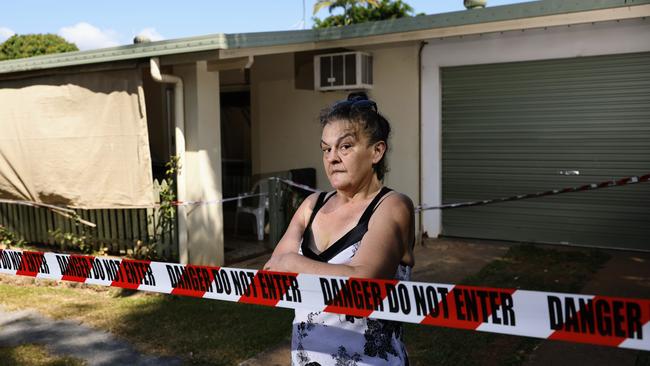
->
[1,244,647,365]
[0,278,293,365]
[405,244,616,366]
[0,344,86,366]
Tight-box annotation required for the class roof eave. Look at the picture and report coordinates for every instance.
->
[1,0,649,75]
[219,3,650,59]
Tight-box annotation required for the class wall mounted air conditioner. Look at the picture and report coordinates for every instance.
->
[314,51,373,91]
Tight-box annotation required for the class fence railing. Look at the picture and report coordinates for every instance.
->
[0,179,177,259]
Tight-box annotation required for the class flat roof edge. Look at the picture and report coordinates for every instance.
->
[0,34,228,74]
[1,0,649,75]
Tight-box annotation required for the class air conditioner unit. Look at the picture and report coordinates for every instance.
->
[314,51,373,91]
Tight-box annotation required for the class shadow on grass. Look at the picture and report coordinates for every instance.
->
[405,244,621,366]
[0,277,293,365]
[112,295,293,365]
[0,344,85,366]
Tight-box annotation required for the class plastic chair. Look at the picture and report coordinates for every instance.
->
[234,179,269,241]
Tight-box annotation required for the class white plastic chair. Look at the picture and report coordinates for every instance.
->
[234,179,269,241]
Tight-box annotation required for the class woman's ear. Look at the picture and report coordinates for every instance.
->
[372,141,387,164]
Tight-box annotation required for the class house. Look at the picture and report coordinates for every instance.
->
[1,0,648,265]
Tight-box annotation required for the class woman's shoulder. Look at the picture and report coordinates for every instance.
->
[295,191,329,225]
[381,189,415,214]
[301,191,332,208]
[298,192,321,214]
[303,192,321,205]
[369,189,414,226]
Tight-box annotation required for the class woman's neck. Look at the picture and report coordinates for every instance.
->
[335,175,382,203]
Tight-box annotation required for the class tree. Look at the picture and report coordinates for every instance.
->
[0,34,78,61]
[313,0,379,16]
[313,0,418,28]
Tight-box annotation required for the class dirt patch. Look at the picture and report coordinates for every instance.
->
[411,238,510,283]
[406,243,611,366]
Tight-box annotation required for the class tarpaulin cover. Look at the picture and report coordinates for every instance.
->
[0,68,154,208]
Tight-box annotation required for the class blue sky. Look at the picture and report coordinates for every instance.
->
[1,0,531,50]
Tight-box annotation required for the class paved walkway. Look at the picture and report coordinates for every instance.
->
[0,307,181,366]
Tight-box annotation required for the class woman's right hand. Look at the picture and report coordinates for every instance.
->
[262,254,282,271]
[262,252,294,272]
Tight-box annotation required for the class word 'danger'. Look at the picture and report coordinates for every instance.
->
[0,249,647,351]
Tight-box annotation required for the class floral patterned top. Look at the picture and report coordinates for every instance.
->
[291,187,411,366]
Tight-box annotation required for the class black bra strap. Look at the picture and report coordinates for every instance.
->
[306,192,326,229]
[358,187,392,224]
[307,188,390,232]
[322,191,337,206]
[306,191,337,228]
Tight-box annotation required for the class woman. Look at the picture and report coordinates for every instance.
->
[264,92,415,365]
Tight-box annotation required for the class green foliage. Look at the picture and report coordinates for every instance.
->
[135,155,180,260]
[0,225,25,248]
[48,228,94,254]
[155,155,180,237]
[313,0,419,28]
[0,34,78,61]
[313,0,379,14]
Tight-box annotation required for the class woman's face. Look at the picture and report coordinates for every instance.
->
[320,120,384,191]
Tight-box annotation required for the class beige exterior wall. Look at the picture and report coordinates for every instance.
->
[174,61,225,265]
[251,52,345,187]
[251,43,420,208]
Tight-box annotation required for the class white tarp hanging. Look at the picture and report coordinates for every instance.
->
[0,68,154,208]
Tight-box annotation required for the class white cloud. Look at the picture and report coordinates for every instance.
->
[0,27,15,43]
[135,27,164,42]
[58,22,120,51]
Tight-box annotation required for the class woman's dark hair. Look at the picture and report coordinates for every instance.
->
[319,92,391,181]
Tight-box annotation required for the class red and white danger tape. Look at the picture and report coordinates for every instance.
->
[2,174,647,215]
[0,249,648,351]
[171,192,267,207]
[417,173,650,211]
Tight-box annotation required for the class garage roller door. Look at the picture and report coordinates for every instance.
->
[441,52,650,250]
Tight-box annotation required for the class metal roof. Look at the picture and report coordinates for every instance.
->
[1,0,648,75]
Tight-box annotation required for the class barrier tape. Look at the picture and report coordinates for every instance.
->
[265,174,650,212]
[417,173,650,211]
[0,248,648,351]
[2,174,648,213]
[270,177,321,193]
[171,192,267,207]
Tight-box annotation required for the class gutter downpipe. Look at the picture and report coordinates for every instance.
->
[417,40,428,246]
[150,57,189,264]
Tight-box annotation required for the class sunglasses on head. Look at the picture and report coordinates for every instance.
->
[332,96,378,114]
